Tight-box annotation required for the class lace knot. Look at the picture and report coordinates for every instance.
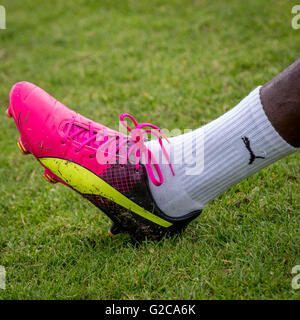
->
[64,113,175,186]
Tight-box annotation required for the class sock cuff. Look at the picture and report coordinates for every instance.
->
[246,86,299,154]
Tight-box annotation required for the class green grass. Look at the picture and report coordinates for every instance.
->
[0,0,299,299]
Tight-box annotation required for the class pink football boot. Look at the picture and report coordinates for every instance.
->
[6,82,201,241]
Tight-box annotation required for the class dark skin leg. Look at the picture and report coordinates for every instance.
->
[261,59,300,148]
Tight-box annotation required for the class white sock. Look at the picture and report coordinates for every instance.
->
[146,86,299,217]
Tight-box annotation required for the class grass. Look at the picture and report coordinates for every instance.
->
[0,0,299,299]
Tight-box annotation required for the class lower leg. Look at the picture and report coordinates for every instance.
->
[147,60,300,217]
[261,58,300,148]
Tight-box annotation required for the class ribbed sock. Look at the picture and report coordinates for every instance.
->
[145,86,298,217]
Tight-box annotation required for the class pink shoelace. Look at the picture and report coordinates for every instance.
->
[63,113,175,186]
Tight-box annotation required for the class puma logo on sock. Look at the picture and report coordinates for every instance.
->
[242,136,265,164]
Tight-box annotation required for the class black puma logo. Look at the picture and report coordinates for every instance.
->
[242,136,265,165]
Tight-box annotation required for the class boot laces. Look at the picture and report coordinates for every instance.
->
[63,113,174,186]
